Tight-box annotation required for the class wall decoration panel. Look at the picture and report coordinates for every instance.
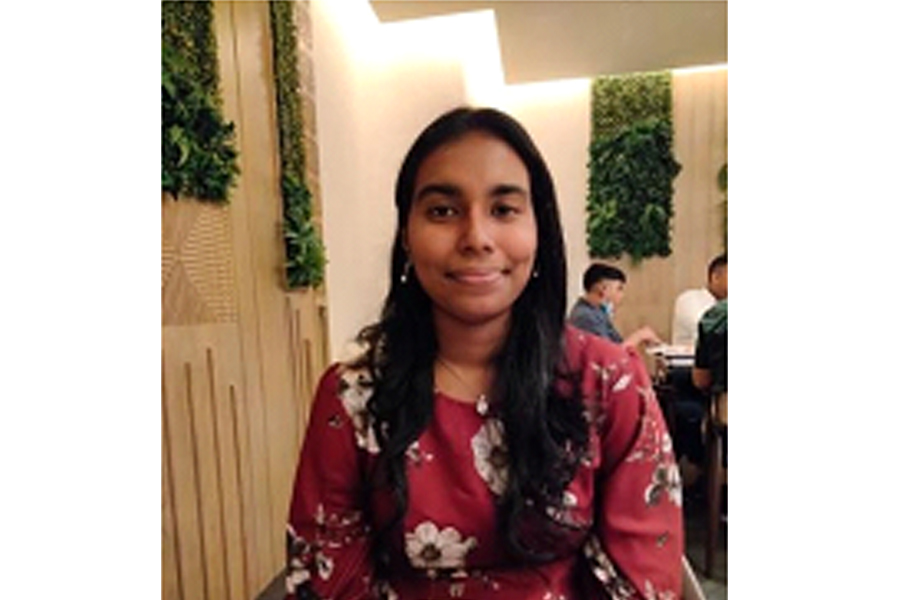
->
[162,2,328,599]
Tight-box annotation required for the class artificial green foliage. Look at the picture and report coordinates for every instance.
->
[162,1,238,202]
[162,1,218,93]
[270,0,326,288]
[591,72,672,138]
[587,120,680,260]
[587,72,681,262]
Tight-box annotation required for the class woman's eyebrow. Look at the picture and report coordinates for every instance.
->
[414,182,529,202]
[414,182,460,202]
[491,183,529,198]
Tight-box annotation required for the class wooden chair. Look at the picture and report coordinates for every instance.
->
[704,391,727,578]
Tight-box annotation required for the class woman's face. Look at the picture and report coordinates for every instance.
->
[404,131,538,329]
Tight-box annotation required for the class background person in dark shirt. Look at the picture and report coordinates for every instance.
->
[567,263,661,349]
[693,298,728,469]
[693,299,727,397]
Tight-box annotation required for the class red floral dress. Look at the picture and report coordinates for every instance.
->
[285,326,683,599]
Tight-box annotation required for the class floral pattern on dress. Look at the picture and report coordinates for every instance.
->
[583,534,638,600]
[286,523,334,595]
[286,503,371,597]
[372,580,399,600]
[645,462,682,507]
[471,418,509,496]
[624,398,682,508]
[405,521,477,571]
[337,366,380,454]
[544,487,592,530]
[643,579,678,600]
[405,440,434,467]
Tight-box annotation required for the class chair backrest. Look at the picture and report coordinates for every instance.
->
[713,390,727,426]
[682,555,708,600]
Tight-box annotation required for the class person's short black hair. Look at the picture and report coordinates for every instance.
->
[582,262,625,292]
[708,253,727,280]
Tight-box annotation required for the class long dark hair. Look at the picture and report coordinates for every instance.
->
[354,107,588,569]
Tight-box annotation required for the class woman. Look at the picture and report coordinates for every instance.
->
[285,107,683,599]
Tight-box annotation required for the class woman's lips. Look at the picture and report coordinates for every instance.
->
[446,269,505,285]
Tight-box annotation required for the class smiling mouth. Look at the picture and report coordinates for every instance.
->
[447,269,507,285]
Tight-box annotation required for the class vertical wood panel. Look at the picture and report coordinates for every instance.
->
[162,371,184,600]
[709,69,728,252]
[227,383,253,596]
[163,324,259,600]
[206,347,246,600]
[184,362,216,599]
[230,0,297,576]
[187,352,230,600]
[671,69,728,300]
[287,298,306,457]
[214,0,276,587]
[288,289,326,454]
[162,350,208,600]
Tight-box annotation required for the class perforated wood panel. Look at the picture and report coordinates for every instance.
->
[162,200,238,326]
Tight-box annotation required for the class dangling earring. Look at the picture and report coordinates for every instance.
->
[532,268,540,279]
[400,259,412,284]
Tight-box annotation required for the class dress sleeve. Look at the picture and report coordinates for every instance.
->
[583,343,684,599]
[285,364,377,600]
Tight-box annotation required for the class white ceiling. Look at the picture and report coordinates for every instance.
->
[370,1,727,84]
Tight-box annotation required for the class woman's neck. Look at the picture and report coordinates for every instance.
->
[433,312,509,367]
[432,311,508,402]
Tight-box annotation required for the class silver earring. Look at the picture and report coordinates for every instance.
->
[532,268,539,279]
[400,260,412,284]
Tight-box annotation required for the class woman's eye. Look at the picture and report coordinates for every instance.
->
[427,205,456,218]
[492,204,519,218]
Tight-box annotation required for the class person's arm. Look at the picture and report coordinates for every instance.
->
[583,343,683,598]
[692,323,712,390]
[285,365,377,600]
[691,367,711,391]
[622,325,662,350]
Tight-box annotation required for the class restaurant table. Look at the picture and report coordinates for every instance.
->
[647,345,696,441]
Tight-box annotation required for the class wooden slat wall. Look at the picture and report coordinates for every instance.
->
[162,2,328,599]
[600,69,727,347]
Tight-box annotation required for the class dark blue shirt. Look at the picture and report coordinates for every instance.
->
[567,297,623,343]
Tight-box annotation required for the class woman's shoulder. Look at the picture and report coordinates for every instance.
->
[562,324,632,371]
[312,358,380,454]
[316,359,375,401]
[317,340,376,393]
[560,325,651,409]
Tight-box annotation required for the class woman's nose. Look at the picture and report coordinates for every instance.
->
[458,211,494,253]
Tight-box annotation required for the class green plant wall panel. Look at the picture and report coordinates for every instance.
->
[270,0,326,288]
[162,0,239,202]
[587,71,681,262]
